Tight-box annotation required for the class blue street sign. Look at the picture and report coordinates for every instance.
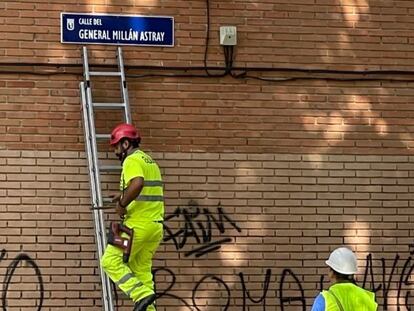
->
[61,13,174,47]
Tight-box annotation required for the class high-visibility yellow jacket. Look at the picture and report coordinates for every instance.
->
[121,149,164,225]
[320,283,377,311]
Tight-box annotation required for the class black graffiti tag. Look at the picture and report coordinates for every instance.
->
[163,202,242,257]
[193,275,230,311]
[153,267,304,311]
[153,267,193,310]
[153,248,414,310]
[1,249,44,311]
[362,253,414,311]
[279,269,306,311]
[239,268,272,310]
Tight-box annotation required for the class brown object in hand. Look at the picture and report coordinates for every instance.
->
[107,222,134,263]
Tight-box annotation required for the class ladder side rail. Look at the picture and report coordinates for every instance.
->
[80,79,115,310]
[83,84,108,252]
[117,47,132,123]
[84,84,116,311]
[81,82,106,254]
[82,46,91,84]
[81,46,132,310]
[80,81,107,284]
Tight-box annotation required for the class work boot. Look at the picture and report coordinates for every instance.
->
[133,294,156,311]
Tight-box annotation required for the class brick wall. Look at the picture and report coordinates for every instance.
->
[3,0,414,69]
[1,150,413,310]
[1,0,414,310]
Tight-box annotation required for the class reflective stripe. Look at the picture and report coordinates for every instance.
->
[144,180,163,187]
[135,195,164,202]
[117,273,134,286]
[126,281,143,296]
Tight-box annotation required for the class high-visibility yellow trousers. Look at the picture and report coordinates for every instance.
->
[101,221,163,311]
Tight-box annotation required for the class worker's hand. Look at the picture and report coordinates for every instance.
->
[115,201,126,219]
[108,193,121,203]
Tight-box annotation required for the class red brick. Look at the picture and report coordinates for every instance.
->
[0,2,413,310]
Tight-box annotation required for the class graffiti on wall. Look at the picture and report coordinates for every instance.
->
[2,202,413,310]
[3,248,411,311]
[154,248,414,311]
[159,201,414,310]
[163,201,242,257]
[0,248,44,311]
[153,267,307,311]
[360,244,414,310]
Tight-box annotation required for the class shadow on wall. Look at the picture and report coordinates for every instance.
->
[146,1,414,310]
[156,150,414,311]
[81,1,414,310]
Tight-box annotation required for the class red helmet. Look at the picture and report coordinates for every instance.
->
[110,123,140,146]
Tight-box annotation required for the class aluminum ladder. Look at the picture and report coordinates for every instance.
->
[79,46,132,311]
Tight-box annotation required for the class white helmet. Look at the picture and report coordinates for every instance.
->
[325,247,358,275]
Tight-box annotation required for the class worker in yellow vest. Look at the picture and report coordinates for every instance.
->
[101,123,164,311]
[311,247,377,311]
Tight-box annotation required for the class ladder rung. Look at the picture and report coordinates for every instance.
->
[102,197,115,203]
[90,71,122,77]
[100,165,122,172]
[92,102,126,109]
[96,134,110,140]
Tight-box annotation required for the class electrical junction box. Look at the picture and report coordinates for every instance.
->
[219,26,237,46]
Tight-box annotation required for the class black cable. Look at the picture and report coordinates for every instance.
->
[3,55,414,82]
[203,0,229,77]
[224,46,232,73]
[0,69,71,75]
[3,0,414,82]
[229,46,234,70]
[127,73,212,78]
[229,45,244,79]
[3,62,414,76]
[233,74,414,82]
[132,0,232,79]
[4,65,414,82]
